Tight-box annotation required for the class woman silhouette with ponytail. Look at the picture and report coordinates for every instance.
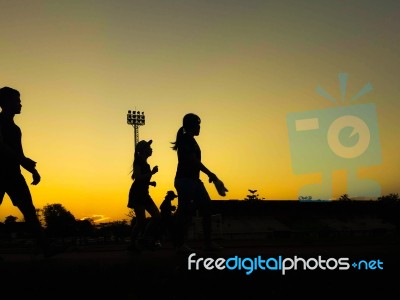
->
[171,113,223,253]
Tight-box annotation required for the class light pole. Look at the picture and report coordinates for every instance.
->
[127,110,146,147]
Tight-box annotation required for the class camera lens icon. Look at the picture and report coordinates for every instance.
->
[327,115,370,159]
[287,103,381,175]
[286,72,382,199]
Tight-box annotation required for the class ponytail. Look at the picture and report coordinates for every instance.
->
[171,126,184,151]
[171,113,200,151]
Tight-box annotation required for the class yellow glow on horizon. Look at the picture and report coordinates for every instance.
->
[1,1,399,223]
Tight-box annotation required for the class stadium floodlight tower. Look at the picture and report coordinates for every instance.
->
[127,110,146,147]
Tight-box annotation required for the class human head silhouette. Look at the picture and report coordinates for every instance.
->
[0,87,21,114]
[171,113,202,151]
[183,113,201,136]
[135,140,153,158]
[165,190,178,201]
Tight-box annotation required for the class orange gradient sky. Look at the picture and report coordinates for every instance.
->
[1,0,399,223]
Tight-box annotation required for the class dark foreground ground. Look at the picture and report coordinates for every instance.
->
[1,235,399,300]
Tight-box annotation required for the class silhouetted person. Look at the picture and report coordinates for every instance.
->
[127,139,162,252]
[0,86,56,257]
[171,113,223,253]
[159,190,177,242]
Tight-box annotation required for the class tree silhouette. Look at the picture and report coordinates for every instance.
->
[298,196,312,201]
[42,203,77,239]
[95,220,131,243]
[4,215,18,224]
[244,189,265,201]
[378,193,399,203]
[126,209,135,219]
[3,215,27,239]
[75,218,96,244]
[338,194,351,201]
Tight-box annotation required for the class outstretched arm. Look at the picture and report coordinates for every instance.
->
[200,162,217,183]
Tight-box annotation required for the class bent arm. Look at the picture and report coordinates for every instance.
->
[187,153,217,182]
[0,128,40,184]
[133,164,157,181]
[15,133,37,174]
[0,126,38,174]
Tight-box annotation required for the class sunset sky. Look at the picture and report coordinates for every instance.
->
[1,0,399,223]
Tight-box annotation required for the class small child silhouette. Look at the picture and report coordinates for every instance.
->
[159,190,178,242]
